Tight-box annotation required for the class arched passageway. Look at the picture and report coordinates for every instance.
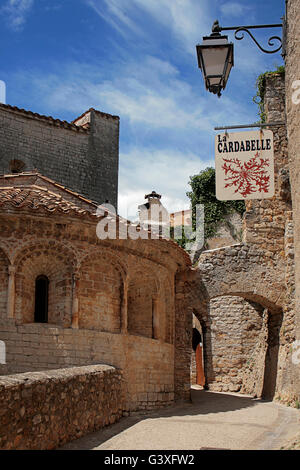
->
[191,293,283,400]
[174,246,285,402]
[191,316,205,387]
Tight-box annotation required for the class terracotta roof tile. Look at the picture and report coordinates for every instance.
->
[0,186,97,219]
[0,172,191,266]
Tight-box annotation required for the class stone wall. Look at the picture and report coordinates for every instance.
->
[0,106,119,207]
[197,243,285,312]
[243,74,290,253]
[204,296,264,393]
[0,320,174,413]
[286,0,300,398]
[206,212,243,250]
[0,364,124,450]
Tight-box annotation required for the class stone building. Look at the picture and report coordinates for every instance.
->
[0,171,191,409]
[0,105,119,208]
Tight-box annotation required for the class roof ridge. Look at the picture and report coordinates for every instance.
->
[72,108,119,124]
[0,171,99,207]
[0,103,90,133]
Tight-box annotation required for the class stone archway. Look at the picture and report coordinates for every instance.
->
[174,243,285,402]
[197,244,285,314]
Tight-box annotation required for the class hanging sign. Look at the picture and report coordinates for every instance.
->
[215,129,274,200]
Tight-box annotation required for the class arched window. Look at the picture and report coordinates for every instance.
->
[34,275,49,323]
[9,159,25,174]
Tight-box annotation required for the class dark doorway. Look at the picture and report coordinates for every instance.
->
[261,311,283,400]
[34,275,49,323]
[192,325,206,387]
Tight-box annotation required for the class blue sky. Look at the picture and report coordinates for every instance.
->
[0,0,285,218]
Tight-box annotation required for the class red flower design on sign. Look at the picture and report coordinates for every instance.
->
[222,152,270,198]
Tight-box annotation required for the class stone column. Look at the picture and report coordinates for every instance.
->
[196,344,205,387]
[71,274,79,329]
[7,265,16,319]
[121,278,128,334]
[174,271,193,402]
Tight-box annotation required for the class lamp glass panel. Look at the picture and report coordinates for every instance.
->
[208,77,221,86]
[201,46,230,78]
[224,49,233,84]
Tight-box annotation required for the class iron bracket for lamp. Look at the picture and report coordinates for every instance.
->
[211,18,286,58]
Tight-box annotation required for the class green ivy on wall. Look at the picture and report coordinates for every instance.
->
[186,167,245,244]
[253,65,285,122]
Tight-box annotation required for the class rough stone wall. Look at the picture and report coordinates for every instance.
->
[206,212,243,250]
[0,364,124,450]
[197,243,285,312]
[241,308,270,397]
[274,212,297,403]
[0,107,119,207]
[204,296,264,393]
[243,75,290,254]
[286,0,300,399]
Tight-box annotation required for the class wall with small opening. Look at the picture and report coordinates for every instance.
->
[15,246,73,327]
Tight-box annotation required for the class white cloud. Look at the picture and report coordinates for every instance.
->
[21,54,258,137]
[85,0,269,78]
[1,0,34,31]
[85,0,143,38]
[86,0,214,54]
[118,147,214,218]
[220,2,252,18]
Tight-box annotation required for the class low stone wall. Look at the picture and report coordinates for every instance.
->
[0,321,174,412]
[0,364,124,450]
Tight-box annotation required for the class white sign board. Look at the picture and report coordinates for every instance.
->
[215,130,274,200]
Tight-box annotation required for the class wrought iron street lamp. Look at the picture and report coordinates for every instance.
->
[196,14,286,98]
[196,30,234,98]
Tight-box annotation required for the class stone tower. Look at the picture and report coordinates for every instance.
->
[0,105,119,209]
